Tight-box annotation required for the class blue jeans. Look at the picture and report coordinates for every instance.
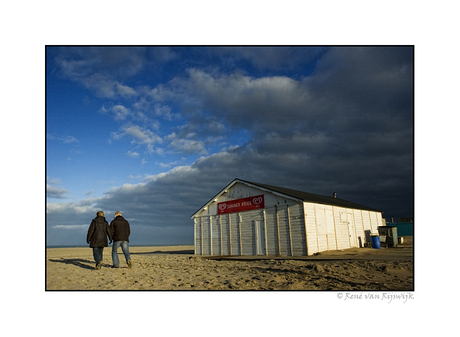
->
[112,241,131,267]
[92,247,104,263]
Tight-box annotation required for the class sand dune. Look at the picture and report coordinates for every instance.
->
[46,242,413,291]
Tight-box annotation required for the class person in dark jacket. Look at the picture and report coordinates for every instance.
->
[110,211,132,268]
[86,211,112,270]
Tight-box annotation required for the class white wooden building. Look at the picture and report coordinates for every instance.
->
[191,179,384,256]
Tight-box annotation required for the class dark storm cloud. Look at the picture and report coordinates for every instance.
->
[156,47,412,162]
[53,47,147,79]
[309,47,413,127]
[212,46,327,72]
[162,68,315,134]
[146,46,413,216]
[157,48,412,144]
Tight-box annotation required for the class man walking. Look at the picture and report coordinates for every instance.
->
[87,211,112,270]
[110,211,132,268]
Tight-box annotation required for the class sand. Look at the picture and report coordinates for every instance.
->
[46,239,413,291]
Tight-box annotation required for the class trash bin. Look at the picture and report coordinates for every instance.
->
[371,235,380,249]
[378,226,398,248]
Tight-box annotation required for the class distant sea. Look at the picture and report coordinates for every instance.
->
[46,243,193,248]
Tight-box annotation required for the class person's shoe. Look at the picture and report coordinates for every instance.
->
[127,260,132,269]
[96,262,102,270]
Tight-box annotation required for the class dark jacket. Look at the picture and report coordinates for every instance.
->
[110,215,131,242]
[87,216,112,248]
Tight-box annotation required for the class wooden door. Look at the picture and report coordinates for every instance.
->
[255,220,266,255]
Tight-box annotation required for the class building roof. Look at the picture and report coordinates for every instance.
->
[239,179,382,212]
[191,178,382,217]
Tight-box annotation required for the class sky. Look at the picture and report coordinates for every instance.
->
[46,46,413,247]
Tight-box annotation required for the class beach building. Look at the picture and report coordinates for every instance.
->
[191,178,384,256]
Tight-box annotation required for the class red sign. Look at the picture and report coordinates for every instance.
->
[217,194,265,214]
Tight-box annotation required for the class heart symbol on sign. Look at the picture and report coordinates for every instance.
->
[253,197,263,205]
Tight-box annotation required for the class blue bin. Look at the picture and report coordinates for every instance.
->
[371,235,380,249]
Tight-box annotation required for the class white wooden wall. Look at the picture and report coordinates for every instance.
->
[303,202,383,255]
[194,202,308,257]
[193,182,382,256]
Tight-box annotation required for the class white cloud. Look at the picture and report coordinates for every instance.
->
[46,184,69,199]
[126,150,140,157]
[115,83,137,97]
[47,133,79,144]
[156,157,186,168]
[125,125,161,143]
[47,200,97,214]
[154,104,178,121]
[52,225,88,230]
[63,136,79,143]
[111,123,163,154]
[168,138,207,155]
[81,73,137,98]
[111,105,131,120]
[47,177,61,185]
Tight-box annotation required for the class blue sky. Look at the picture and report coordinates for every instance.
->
[46,46,413,246]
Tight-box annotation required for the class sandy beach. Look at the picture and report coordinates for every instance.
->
[46,239,413,291]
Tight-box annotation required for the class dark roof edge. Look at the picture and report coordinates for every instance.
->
[238,179,382,213]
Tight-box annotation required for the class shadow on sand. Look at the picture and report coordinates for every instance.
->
[49,258,98,270]
[130,249,194,255]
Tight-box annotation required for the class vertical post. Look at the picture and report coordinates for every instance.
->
[200,216,203,256]
[333,207,339,250]
[287,205,293,256]
[219,215,223,255]
[239,213,243,255]
[303,204,308,256]
[325,208,329,251]
[210,216,213,256]
[275,205,281,255]
[263,209,268,255]
[194,218,197,255]
[228,213,232,255]
[314,205,319,253]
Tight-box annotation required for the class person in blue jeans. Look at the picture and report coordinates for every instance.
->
[110,211,132,268]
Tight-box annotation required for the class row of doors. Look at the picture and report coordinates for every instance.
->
[218,216,358,255]
[315,208,359,251]
[200,214,360,255]
[197,217,266,255]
